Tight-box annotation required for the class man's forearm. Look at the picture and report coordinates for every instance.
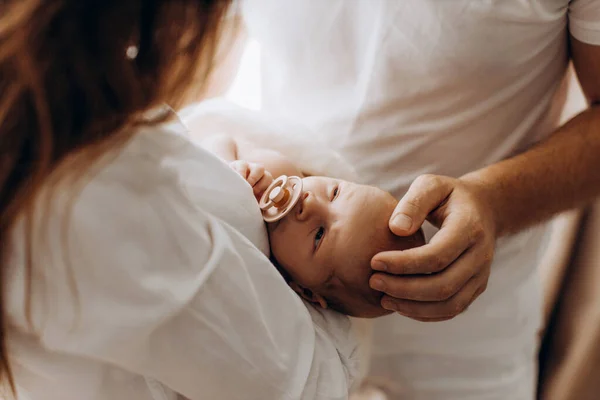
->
[461,105,600,237]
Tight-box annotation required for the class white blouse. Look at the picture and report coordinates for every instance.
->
[5,121,358,400]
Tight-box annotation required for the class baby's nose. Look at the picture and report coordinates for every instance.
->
[295,191,313,222]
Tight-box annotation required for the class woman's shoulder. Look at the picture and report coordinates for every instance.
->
[7,119,269,328]
[69,119,268,253]
[6,127,262,328]
[68,120,259,251]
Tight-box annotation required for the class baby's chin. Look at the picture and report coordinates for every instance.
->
[351,227,426,318]
[327,271,395,319]
[347,280,396,318]
[390,226,426,251]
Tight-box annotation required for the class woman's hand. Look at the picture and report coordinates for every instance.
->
[230,160,274,200]
[369,174,497,322]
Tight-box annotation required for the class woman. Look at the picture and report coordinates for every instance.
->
[0,1,355,399]
[239,0,600,399]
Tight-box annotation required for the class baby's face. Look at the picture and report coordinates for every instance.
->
[268,176,425,318]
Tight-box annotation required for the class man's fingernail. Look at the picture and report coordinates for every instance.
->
[370,278,385,291]
[392,214,412,231]
[372,260,387,271]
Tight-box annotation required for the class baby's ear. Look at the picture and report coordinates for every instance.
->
[289,282,328,309]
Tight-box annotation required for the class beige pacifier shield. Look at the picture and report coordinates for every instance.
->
[260,176,303,223]
[259,175,289,210]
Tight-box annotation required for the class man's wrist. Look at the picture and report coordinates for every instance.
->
[459,169,506,237]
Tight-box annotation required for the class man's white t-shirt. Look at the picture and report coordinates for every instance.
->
[241,1,600,398]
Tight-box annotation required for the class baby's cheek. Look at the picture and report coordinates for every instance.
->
[270,232,333,288]
[274,252,328,289]
[294,263,332,289]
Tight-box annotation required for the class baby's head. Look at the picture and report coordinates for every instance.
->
[268,176,425,318]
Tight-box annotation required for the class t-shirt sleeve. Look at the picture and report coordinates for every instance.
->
[33,169,359,399]
[569,0,600,45]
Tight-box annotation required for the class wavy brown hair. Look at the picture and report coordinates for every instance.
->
[0,0,232,394]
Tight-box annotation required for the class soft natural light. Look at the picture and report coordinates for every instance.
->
[225,39,261,110]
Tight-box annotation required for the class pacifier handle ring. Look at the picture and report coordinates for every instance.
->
[259,175,289,210]
[259,176,303,223]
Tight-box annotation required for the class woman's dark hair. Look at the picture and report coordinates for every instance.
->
[0,0,232,394]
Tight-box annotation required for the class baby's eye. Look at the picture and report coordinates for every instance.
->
[314,227,325,250]
[331,186,339,201]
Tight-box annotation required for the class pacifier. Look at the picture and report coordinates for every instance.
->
[259,175,303,223]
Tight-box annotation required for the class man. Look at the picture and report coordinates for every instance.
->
[235,1,600,399]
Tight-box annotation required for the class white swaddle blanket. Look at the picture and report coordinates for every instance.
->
[141,101,368,399]
[181,98,373,382]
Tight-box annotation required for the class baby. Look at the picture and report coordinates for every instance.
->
[201,135,425,318]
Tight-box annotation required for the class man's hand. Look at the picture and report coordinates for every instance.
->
[230,160,274,200]
[367,38,600,322]
[369,174,496,322]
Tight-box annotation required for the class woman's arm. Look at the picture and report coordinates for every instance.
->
[33,172,356,399]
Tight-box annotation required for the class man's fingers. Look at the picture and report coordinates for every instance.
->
[370,246,481,301]
[390,175,453,236]
[373,212,473,274]
[379,273,486,319]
